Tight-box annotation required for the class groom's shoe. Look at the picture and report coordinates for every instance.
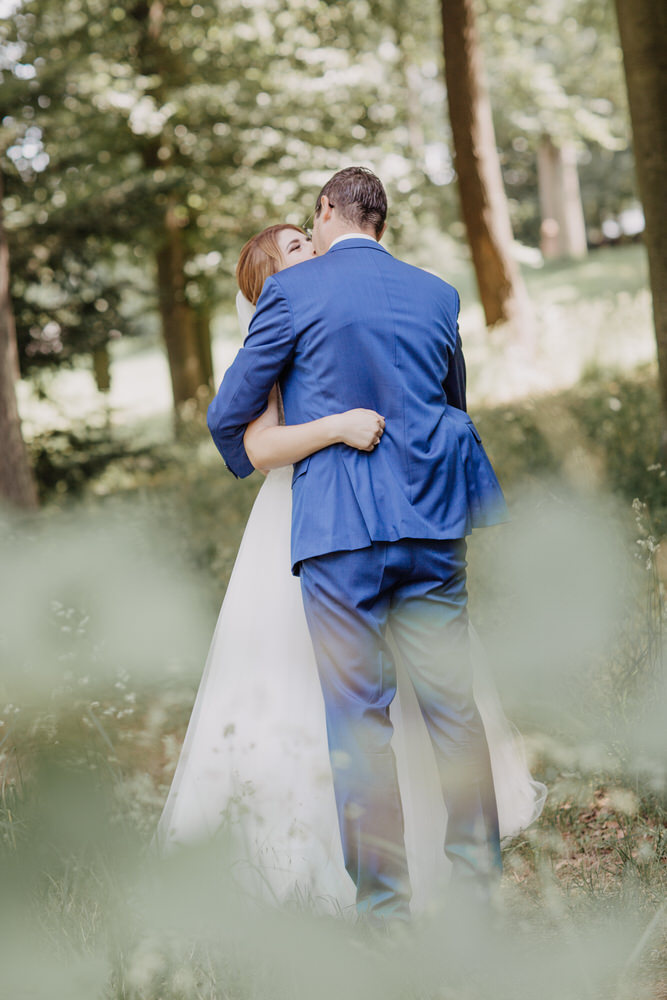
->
[354,908,413,956]
[355,871,412,927]
[355,877,411,936]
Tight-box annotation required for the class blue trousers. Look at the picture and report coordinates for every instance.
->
[299,538,501,920]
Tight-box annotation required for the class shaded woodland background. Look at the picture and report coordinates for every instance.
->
[0,1,665,999]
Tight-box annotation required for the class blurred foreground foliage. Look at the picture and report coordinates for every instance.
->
[1,360,666,998]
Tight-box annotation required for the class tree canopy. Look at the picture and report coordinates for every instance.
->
[0,0,642,382]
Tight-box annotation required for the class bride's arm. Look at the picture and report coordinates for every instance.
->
[244,385,385,472]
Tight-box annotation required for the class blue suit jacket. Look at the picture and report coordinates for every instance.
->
[208,239,508,571]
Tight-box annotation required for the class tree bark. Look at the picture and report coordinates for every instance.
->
[136,1,212,412]
[440,0,531,336]
[92,344,111,393]
[614,0,667,451]
[0,172,39,509]
[194,306,214,391]
[537,134,588,260]
[155,200,209,408]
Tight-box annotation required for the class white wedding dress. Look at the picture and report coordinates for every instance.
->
[154,292,546,915]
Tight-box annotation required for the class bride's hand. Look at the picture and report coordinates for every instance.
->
[333,409,385,451]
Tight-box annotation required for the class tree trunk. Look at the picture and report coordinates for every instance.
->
[92,344,111,393]
[440,0,531,336]
[137,1,211,412]
[194,306,214,392]
[0,173,39,510]
[155,200,209,408]
[614,0,667,451]
[537,134,588,260]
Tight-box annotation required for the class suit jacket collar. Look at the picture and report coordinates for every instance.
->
[326,238,391,256]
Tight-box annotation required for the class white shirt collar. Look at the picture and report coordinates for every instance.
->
[328,232,378,250]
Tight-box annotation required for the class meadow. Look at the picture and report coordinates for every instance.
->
[1,243,665,999]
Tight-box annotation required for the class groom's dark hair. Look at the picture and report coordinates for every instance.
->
[315,167,387,237]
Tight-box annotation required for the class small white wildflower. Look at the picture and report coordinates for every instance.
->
[126,942,166,991]
[637,841,655,862]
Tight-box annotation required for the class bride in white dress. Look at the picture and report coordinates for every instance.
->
[155,225,546,916]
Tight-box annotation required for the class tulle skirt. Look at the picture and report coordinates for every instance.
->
[155,467,546,915]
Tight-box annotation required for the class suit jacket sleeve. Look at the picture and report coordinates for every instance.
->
[442,292,467,412]
[207,277,296,477]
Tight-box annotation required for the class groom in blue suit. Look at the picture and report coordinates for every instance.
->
[208,167,508,921]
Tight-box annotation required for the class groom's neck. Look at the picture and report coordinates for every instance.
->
[322,225,377,252]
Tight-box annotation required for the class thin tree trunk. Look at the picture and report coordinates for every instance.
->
[614,0,667,451]
[195,306,214,392]
[440,0,531,336]
[559,142,587,258]
[0,173,38,509]
[537,134,587,260]
[92,344,111,393]
[137,1,212,412]
[155,200,208,407]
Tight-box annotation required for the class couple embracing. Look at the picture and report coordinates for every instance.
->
[157,167,545,923]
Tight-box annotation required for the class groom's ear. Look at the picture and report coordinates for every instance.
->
[318,195,334,222]
[377,221,387,241]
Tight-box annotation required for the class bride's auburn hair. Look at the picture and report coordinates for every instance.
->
[236,224,307,305]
